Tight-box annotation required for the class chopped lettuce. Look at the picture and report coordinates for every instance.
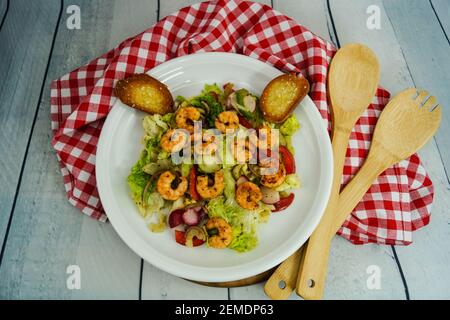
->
[127,152,151,215]
[157,150,170,160]
[229,229,258,253]
[127,83,301,249]
[235,88,249,106]
[142,158,172,175]
[230,164,259,183]
[202,83,223,95]
[162,113,175,127]
[176,95,186,102]
[280,115,300,136]
[218,136,236,168]
[149,211,167,233]
[206,197,260,252]
[238,106,264,128]
[206,196,271,253]
[279,115,300,154]
[146,192,165,215]
[202,93,224,127]
[275,174,301,192]
[128,113,176,216]
[198,154,222,173]
[187,84,225,127]
[143,113,171,137]
[140,113,175,162]
[180,163,193,177]
[223,168,235,200]
[171,197,185,212]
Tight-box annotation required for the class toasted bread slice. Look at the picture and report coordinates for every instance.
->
[260,73,310,123]
[114,74,173,115]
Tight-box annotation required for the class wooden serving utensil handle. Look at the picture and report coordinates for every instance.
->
[264,149,394,299]
[331,152,391,235]
[263,247,304,300]
[295,127,353,299]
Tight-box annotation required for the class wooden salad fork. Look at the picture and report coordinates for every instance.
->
[264,88,442,300]
[331,88,441,236]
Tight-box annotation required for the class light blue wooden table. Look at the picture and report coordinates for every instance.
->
[0,0,448,300]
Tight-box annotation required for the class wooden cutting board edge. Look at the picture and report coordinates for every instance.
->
[189,267,276,288]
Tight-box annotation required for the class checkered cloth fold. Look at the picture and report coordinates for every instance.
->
[50,0,433,245]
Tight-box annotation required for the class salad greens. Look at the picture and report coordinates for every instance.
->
[279,115,300,154]
[127,83,302,252]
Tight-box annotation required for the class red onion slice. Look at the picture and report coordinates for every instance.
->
[182,208,200,226]
[261,186,281,204]
[168,209,184,228]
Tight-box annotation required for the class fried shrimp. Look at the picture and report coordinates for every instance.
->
[176,107,201,134]
[156,171,188,201]
[232,134,257,163]
[236,181,263,210]
[196,170,224,199]
[260,161,286,188]
[215,111,239,133]
[205,217,232,249]
[258,125,279,150]
[160,129,189,153]
[196,131,219,156]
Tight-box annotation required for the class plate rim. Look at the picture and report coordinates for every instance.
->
[96,52,333,282]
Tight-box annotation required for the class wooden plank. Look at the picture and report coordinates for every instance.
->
[383,0,450,179]
[395,140,450,299]
[0,0,60,249]
[159,0,272,19]
[158,0,199,18]
[431,0,450,39]
[141,265,229,300]
[0,0,8,29]
[71,0,159,300]
[0,0,157,299]
[231,0,406,300]
[273,0,333,43]
[330,0,450,299]
[380,0,450,299]
[329,0,412,93]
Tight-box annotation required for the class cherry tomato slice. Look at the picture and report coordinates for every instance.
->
[192,237,205,247]
[279,145,296,174]
[175,230,186,245]
[189,166,201,201]
[238,115,253,129]
[272,193,295,212]
[175,230,205,247]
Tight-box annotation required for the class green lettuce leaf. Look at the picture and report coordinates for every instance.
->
[202,93,224,127]
[202,83,223,95]
[206,197,261,252]
[223,168,235,200]
[279,115,300,154]
[275,174,301,192]
[127,152,151,215]
[280,115,300,136]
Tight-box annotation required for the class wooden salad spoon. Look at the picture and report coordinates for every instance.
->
[264,88,442,299]
[265,43,381,300]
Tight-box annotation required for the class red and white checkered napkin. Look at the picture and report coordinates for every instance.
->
[50,0,434,245]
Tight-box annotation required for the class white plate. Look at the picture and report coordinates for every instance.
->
[96,52,333,282]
